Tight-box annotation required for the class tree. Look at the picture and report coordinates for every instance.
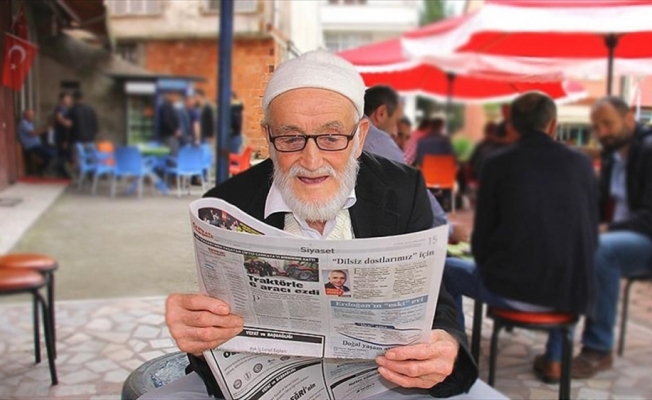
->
[420,0,448,26]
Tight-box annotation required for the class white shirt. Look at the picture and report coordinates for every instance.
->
[264,182,356,239]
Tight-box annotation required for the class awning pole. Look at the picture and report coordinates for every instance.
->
[215,0,234,184]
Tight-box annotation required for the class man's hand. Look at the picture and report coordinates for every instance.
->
[449,223,470,244]
[166,293,244,357]
[599,223,609,233]
[375,329,459,389]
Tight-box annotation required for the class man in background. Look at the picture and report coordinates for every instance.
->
[18,109,54,176]
[68,90,98,145]
[229,92,244,154]
[444,91,599,383]
[53,92,72,178]
[414,117,454,167]
[395,116,411,151]
[195,89,215,145]
[158,91,182,155]
[571,96,652,378]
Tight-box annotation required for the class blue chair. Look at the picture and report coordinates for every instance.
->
[164,146,205,197]
[111,146,155,198]
[201,144,213,182]
[75,143,96,190]
[91,147,115,196]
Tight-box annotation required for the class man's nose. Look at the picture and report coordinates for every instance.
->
[299,138,323,170]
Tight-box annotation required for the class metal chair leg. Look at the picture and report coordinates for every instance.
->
[488,320,502,386]
[32,293,41,364]
[36,291,58,385]
[618,278,634,356]
[45,271,56,358]
[471,300,483,363]
[559,327,573,400]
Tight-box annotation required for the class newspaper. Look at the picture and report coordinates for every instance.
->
[189,198,449,399]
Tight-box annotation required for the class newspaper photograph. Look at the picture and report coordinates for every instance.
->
[188,197,448,399]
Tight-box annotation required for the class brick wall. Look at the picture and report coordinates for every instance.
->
[144,38,280,156]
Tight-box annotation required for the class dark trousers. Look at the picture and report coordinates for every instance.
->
[25,145,55,175]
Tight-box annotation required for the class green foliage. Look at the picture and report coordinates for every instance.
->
[420,0,448,25]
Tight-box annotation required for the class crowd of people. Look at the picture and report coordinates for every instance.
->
[17,90,98,178]
[156,89,243,156]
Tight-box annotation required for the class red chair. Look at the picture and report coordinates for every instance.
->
[486,307,578,400]
[421,154,457,212]
[229,146,253,176]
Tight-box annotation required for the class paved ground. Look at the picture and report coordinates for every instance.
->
[1,181,651,399]
[11,183,202,300]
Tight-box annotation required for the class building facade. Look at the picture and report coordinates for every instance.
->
[107,0,291,154]
[321,0,420,52]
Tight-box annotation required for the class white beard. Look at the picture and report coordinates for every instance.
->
[270,142,360,223]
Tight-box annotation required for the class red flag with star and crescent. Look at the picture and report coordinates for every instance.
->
[2,33,38,91]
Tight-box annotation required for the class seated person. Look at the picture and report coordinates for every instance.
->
[414,118,454,167]
[444,91,599,384]
[18,109,54,176]
[143,50,478,399]
[571,96,652,378]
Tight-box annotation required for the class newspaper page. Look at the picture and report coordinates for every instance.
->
[189,198,449,399]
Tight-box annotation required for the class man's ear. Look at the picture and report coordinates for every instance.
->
[546,119,558,138]
[356,118,370,157]
[370,104,387,126]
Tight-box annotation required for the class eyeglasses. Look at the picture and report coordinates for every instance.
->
[267,121,360,152]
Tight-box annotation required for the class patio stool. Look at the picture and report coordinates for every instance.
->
[618,272,652,356]
[487,307,577,400]
[0,269,57,385]
[0,253,58,355]
[121,351,189,400]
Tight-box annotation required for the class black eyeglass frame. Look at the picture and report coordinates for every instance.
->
[266,120,361,152]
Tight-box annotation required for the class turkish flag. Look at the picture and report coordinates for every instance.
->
[2,33,38,91]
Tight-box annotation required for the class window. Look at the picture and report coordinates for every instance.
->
[204,0,258,13]
[107,0,162,16]
[117,43,138,64]
[324,32,372,52]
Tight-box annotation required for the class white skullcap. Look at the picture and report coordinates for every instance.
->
[262,50,365,117]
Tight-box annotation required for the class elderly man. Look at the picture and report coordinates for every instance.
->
[147,51,477,399]
[571,96,652,378]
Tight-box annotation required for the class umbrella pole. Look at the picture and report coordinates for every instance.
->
[605,34,618,96]
[446,72,455,134]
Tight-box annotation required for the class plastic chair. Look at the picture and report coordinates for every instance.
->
[164,146,205,197]
[486,307,578,400]
[0,269,57,385]
[618,272,652,356]
[201,143,213,182]
[229,146,253,176]
[421,154,457,212]
[75,143,97,190]
[111,146,155,198]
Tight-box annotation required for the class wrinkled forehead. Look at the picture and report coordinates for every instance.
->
[266,88,359,126]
